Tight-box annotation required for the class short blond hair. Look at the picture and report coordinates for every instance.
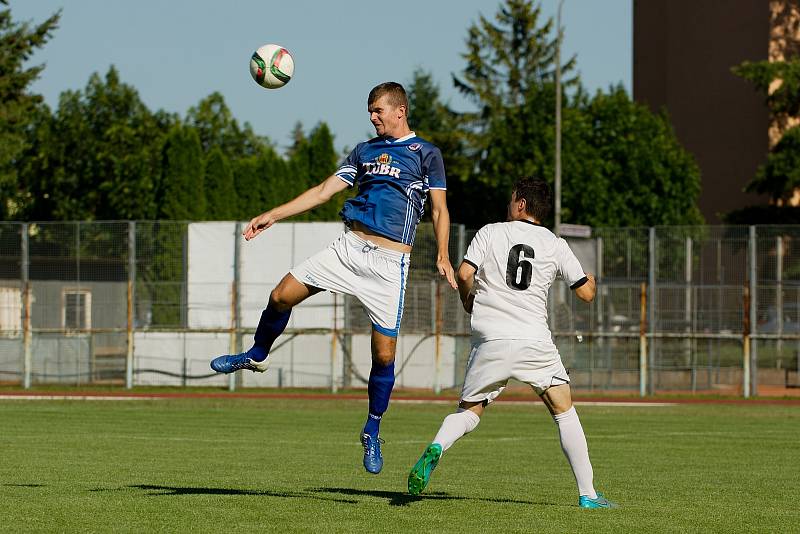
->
[368,82,408,110]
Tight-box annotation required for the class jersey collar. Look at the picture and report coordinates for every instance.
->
[384,132,416,144]
[516,218,545,227]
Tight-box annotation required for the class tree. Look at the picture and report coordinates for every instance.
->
[0,1,59,219]
[744,126,800,202]
[565,87,703,227]
[734,59,800,137]
[157,125,206,220]
[733,59,800,206]
[203,146,236,220]
[283,122,345,221]
[450,0,578,225]
[406,69,472,222]
[21,67,172,220]
[436,0,702,227]
[187,92,264,159]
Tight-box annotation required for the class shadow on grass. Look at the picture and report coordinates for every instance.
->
[308,487,552,508]
[93,485,358,504]
[94,484,559,508]
[1,484,46,488]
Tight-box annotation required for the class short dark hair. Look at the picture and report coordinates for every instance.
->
[512,178,552,222]
[368,82,408,110]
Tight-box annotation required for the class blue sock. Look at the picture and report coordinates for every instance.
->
[246,303,290,362]
[363,361,395,437]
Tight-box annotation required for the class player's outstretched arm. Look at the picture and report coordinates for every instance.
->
[456,261,477,313]
[429,190,456,289]
[574,273,597,303]
[242,174,349,241]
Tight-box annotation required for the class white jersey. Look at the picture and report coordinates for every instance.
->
[463,220,587,342]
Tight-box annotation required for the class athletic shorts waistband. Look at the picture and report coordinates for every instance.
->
[344,230,409,262]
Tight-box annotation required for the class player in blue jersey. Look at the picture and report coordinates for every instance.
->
[210,82,456,475]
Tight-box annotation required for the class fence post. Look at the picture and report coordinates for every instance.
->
[455,224,466,337]
[432,280,442,394]
[647,227,656,395]
[229,222,241,392]
[639,282,647,397]
[685,237,693,370]
[776,236,783,356]
[21,223,31,389]
[748,225,758,397]
[126,221,135,389]
[331,292,338,393]
[743,284,751,398]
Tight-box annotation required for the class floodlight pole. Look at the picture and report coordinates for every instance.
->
[554,0,564,236]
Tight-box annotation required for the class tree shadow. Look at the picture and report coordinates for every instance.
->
[307,487,552,508]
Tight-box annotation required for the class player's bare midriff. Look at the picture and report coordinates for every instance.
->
[351,221,412,253]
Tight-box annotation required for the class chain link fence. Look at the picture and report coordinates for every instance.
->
[0,221,798,396]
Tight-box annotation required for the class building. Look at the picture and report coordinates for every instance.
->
[634,1,800,222]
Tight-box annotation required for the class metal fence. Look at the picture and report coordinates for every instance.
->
[0,221,798,396]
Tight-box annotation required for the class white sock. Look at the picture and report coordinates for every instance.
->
[432,408,481,452]
[553,406,597,499]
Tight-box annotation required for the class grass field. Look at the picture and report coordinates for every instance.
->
[1,396,799,533]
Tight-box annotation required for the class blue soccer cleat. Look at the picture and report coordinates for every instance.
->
[579,493,618,509]
[360,433,384,474]
[408,443,442,495]
[210,352,269,374]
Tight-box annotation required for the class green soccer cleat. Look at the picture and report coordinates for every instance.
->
[408,443,442,495]
[579,493,618,509]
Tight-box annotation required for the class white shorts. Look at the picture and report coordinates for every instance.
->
[290,231,410,337]
[460,339,570,402]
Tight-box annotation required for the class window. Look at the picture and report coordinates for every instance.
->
[63,289,91,330]
[0,287,21,337]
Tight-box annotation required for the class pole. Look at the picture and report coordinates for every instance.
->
[331,293,338,393]
[126,221,135,389]
[639,282,647,397]
[21,223,31,389]
[743,284,751,398]
[229,222,241,392]
[777,236,783,356]
[685,237,692,369]
[647,227,656,395]
[554,0,565,236]
[748,226,758,396]
[434,281,443,394]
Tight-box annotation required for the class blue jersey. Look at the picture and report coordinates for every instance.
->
[336,132,446,246]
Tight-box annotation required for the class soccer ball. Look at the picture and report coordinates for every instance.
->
[250,44,294,89]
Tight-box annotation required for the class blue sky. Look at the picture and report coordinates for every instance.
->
[14,0,631,153]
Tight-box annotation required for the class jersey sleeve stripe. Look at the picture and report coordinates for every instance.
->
[428,186,447,190]
[462,258,479,270]
[336,174,354,186]
[570,276,589,290]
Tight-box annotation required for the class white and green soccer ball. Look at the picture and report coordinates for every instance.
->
[249,44,294,89]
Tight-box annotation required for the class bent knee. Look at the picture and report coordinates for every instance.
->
[269,288,294,312]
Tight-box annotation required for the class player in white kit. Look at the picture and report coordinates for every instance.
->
[407,178,617,509]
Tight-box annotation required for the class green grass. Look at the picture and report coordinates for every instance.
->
[1,398,798,533]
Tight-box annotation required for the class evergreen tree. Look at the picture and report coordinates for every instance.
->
[451,0,577,225]
[187,92,263,158]
[157,125,206,220]
[22,67,171,220]
[203,146,236,220]
[0,1,59,219]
